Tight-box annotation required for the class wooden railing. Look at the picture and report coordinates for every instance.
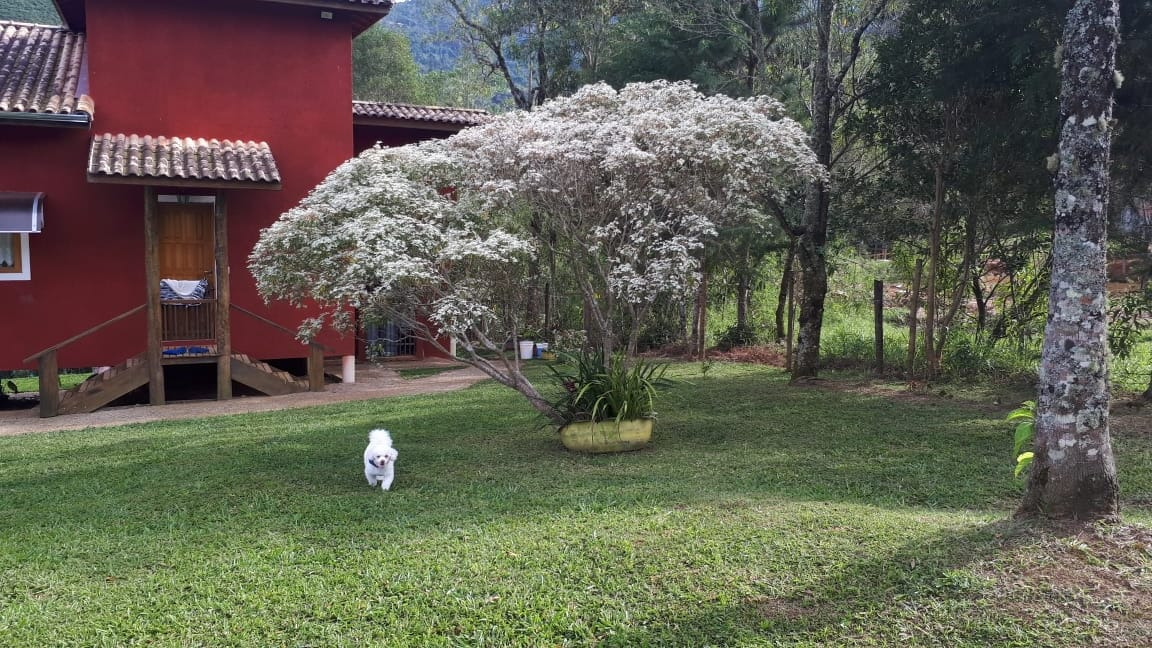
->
[161,299,216,341]
[20,302,334,417]
[22,304,146,418]
[232,304,331,392]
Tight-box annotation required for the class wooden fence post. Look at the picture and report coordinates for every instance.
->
[38,350,59,418]
[873,279,884,375]
[308,345,325,392]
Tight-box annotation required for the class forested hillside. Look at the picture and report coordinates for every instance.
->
[385,0,460,72]
[1,0,59,24]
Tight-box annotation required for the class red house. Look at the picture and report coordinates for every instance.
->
[0,0,487,417]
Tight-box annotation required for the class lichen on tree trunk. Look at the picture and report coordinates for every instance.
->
[1018,0,1120,521]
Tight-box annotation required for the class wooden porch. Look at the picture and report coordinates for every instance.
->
[23,188,329,418]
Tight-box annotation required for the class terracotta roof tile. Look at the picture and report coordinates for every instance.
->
[353,100,490,128]
[88,134,282,187]
[0,21,91,116]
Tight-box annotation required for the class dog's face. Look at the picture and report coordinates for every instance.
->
[367,452,394,469]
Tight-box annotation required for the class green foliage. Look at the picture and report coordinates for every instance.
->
[1109,290,1152,361]
[353,25,433,104]
[594,7,741,94]
[1007,400,1036,479]
[699,357,715,378]
[546,351,669,424]
[0,0,59,24]
[715,322,760,351]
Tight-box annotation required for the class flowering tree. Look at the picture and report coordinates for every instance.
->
[250,80,822,423]
[443,80,824,356]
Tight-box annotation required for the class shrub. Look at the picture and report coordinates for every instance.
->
[546,351,670,424]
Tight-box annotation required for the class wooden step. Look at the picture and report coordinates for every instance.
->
[57,357,149,415]
[230,354,307,397]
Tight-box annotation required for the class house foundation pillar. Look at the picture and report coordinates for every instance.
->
[342,355,356,383]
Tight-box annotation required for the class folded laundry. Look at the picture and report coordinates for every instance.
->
[188,346,210,354]
[160,279,208,300]
[162,347,188,356]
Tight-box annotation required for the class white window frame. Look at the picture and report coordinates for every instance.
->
[0,232,31,281]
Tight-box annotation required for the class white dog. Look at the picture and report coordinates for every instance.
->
[363,429,399,491]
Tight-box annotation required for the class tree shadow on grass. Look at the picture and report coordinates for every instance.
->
[595,520,1094,647]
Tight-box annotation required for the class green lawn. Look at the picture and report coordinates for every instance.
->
[1,363,1150,646]
[5,372,89,393]
[396,366,460,380]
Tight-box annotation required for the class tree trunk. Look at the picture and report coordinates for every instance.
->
[775,238,797,342]
[736,249,752,332]
[1018,0,1120,521]
[923,163,945,380]
[695,269,710,358]
[907,258,923,378]
[972,271,988,335]
[935,209,977,359]
[793,0,833,380]
[741,0,765,93]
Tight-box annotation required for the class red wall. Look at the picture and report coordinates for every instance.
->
[353,125,455,156]
[0,125,146,369]
[0,0,358,370]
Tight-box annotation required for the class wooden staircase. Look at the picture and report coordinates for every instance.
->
[52,351,308,415]
[57,355,149,415]
[230,353,309,396]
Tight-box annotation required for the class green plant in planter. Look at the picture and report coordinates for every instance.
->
[547,351,669,424]
[546,351,670,452]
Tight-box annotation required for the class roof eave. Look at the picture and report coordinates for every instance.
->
[0,112,91,128]
[53,0,390,33]
[51,0,85,31]
[251,0,393,14]
[86,175,283,191]
[353,116,473,132]
[251,0,391,34]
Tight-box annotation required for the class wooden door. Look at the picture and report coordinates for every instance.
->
[158,203,214,283]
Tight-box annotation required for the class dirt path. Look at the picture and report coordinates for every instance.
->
[0,361,490,436]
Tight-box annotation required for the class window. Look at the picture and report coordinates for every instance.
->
[0,233,30,280]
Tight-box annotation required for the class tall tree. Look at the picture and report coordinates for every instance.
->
[442,0,633,109]
[792,0,891,379]
[863,0,1064,377]
[1019,0,1121,521]
[353,25,434,104]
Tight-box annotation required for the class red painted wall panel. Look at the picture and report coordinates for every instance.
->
[0,126,147,369]
[0,0,358,371]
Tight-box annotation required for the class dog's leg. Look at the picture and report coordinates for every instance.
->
[380,465,394,491]
[365,471,378,487]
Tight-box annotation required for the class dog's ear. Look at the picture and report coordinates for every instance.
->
[388,448,399,460]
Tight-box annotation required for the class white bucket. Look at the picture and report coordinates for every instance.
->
[518,340,535,360]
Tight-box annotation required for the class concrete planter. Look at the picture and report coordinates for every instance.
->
[559,418,653,453]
